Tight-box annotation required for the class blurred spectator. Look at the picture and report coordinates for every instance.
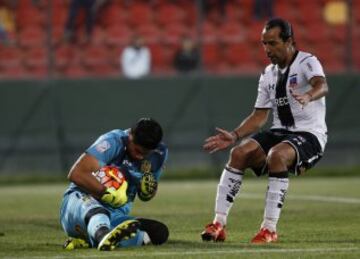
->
[253,0,274,20]
[64,0,108,44]
[173,37,200,74]
[120,35,151,79]
[0,2,15,45]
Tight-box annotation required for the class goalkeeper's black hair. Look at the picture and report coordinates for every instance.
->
[131,118,163,150]
[264,17,295,44]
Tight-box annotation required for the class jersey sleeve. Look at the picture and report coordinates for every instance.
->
[254,72,272,108]
[301,55,325,81]
[86,132,123,167]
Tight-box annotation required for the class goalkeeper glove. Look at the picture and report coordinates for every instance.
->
[101,181,128,207]
[138,172,158,201]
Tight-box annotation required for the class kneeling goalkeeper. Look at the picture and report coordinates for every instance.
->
[60,118,169,251]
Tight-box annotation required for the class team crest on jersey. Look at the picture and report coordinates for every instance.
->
[289,75,298,89]
[141,160,152,173]
[95,140,110,153]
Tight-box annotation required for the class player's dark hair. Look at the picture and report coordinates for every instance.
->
[265,17,294,42]
[131,118,163,150]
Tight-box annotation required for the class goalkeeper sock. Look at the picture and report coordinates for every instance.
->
[214,166,243,226]
[261,174,289,232]
[87,213,111,246]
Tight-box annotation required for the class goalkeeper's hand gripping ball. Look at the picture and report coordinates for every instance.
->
[101,181,128,207]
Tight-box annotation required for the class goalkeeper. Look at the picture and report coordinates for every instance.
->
[60,118,169,251]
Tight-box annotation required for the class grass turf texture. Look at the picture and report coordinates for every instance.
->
[0,177,359,258]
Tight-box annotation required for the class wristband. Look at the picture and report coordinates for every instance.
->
[231,130,240,141]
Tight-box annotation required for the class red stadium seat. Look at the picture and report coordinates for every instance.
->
[24,47,48,69]
[54,45,75,71]
[136,24,161,44]
[0,47,24,69]
[63,63,90,78]
[98,5,127,28]
[16,6,45,31]
[162,23,196,45]
[81,45,110,69]
[127,3,153,27]
[202,42,222,70]
[223,43,253,66]
[201,21,219,43]
[155,4,185,26]
[104,26,133,47]
[18,26,46,48]
[218,22,245,43]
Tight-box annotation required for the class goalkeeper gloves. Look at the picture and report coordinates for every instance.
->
[138,172,158,201]
[101,181,128,207]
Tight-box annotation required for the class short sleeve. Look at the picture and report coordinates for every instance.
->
[86,132,123,167]
[301,55,325,81]
[254,73,272,108]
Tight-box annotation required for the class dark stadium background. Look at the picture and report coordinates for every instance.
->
[0,0,359,178]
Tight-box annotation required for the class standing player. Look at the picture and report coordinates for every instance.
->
[201,18,328,243]
[60,118,169,250]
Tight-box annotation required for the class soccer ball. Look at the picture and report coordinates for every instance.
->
[93,166,126,191]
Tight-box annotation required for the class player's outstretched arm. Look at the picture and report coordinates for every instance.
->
[204,109,270,154]
[203,127,236,154]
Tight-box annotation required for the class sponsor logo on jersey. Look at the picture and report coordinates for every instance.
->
[275,96,289,106]
[95,140,110,153]
[141,160,152,173]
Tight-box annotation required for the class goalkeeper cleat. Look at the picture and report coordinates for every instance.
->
[97,219,140,251]
[251,228,278,244]
[63,237,90,250]
[201,222,226,242]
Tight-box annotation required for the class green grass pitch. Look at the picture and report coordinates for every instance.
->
[0,177,359,258]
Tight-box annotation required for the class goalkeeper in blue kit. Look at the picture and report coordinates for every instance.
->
[60,118,169,251]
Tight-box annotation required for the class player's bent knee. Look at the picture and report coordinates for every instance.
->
[137,218,169,245]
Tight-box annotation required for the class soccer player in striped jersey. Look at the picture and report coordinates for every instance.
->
[201,18,328,244]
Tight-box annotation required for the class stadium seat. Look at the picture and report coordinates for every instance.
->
[16,6,45,31]
[218,22,245,43]
[54,45,75,71]
[104,26,133,47]
[162,23,196,45]
[223,43,253,66]
[18,26,46,48]
[155,4,185,27]
[81,45,110,69]
[0,47,23,69]
[136,24,161,44]
[127,3,153,27]
[201,21,218,43]
[63,63,90,78]
[202,42,221,70]
[24,47,48,69]
[98,4,127,28]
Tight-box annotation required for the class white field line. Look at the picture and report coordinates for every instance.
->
[4,247,360,259]
[239,193,360,204]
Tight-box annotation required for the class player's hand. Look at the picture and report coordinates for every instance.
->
[203,127,237,154]
[290,89,312,108]
[101,181,128,207]
[138,172,158,201]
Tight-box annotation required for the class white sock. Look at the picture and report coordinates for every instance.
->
[213,166,243,227]
[261,177,289,232]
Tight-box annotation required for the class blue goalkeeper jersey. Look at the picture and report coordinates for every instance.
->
[65,129,168,215]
